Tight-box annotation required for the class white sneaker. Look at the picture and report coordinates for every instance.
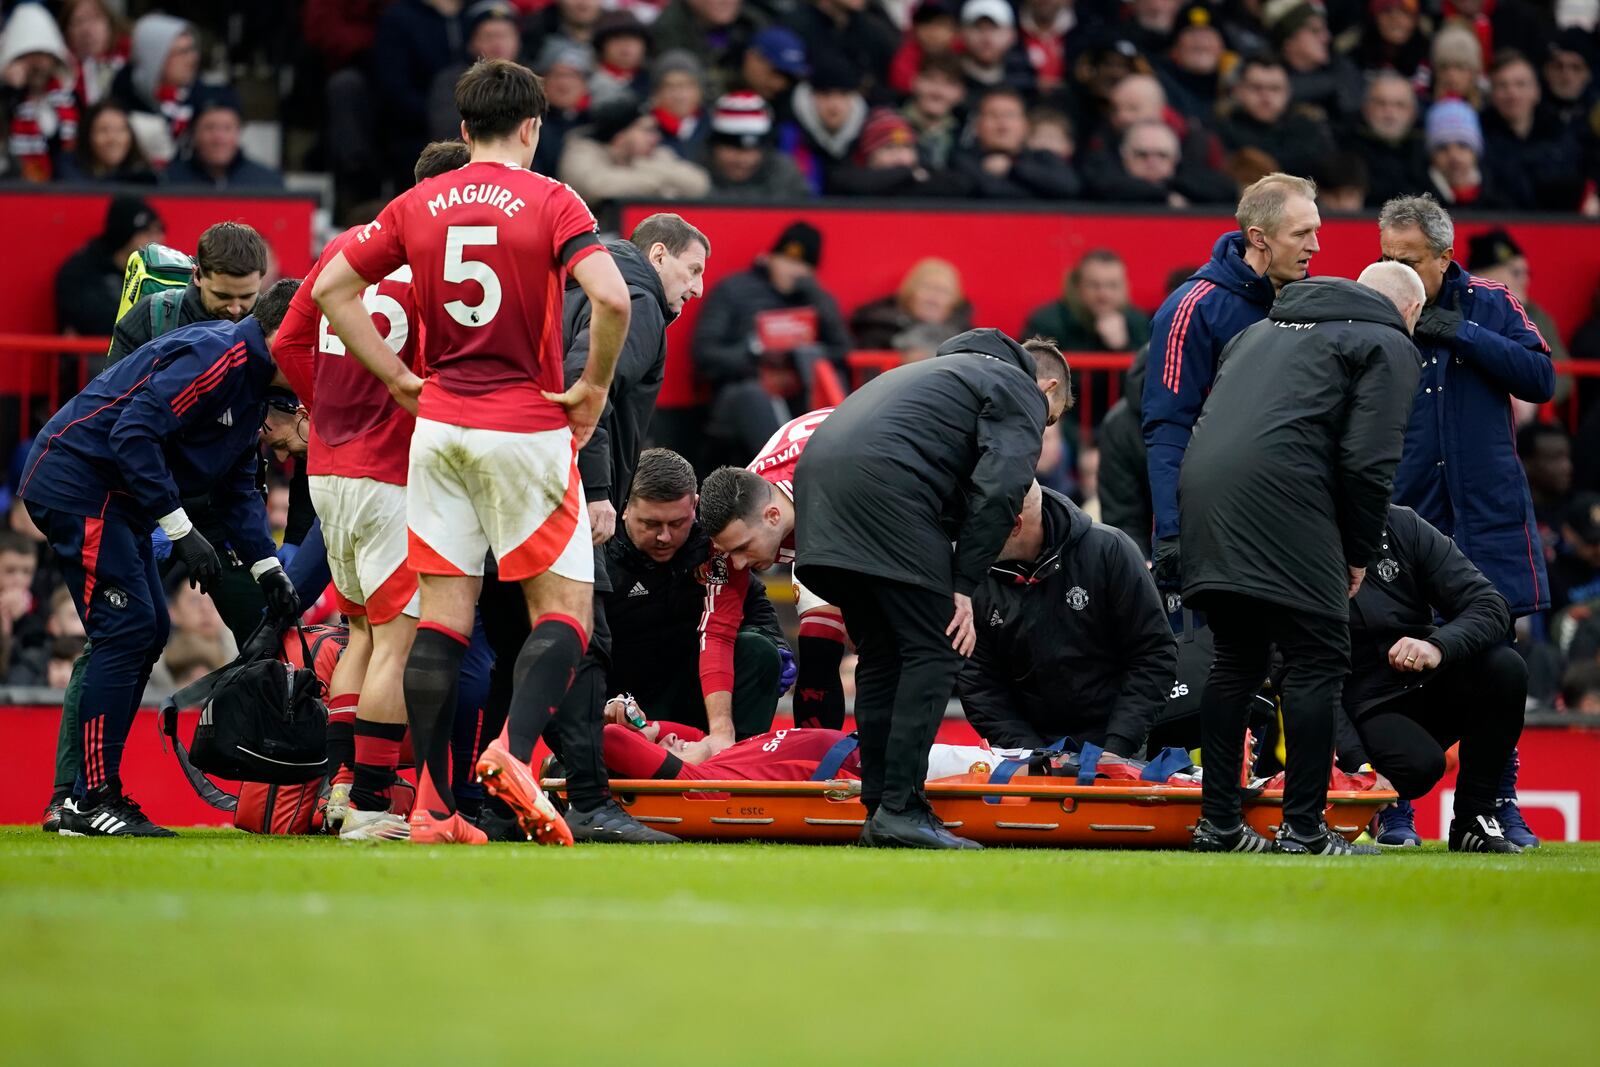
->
[339,807,411,842]
[323,782,352,833]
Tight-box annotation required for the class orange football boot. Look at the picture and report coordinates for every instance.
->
[408,808,488,845]
[475,739,574,846]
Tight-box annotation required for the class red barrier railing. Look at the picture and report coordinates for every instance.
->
[3,335,1596,446]
[845,350,1600,442]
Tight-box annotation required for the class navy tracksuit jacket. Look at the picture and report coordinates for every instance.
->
[20,316,279,791]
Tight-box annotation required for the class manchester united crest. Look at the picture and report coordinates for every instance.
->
[1376,558,1400,583]
[696,554,730,586]
[1066,586,1089,611]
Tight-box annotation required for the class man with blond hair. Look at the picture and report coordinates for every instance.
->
[1143,172,1321,590]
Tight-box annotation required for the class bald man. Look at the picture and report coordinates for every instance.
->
[1083,74,1234,203]
[1179,266,1424,856]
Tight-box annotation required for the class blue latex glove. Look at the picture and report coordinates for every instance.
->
[778,645,798,695]
[151,527,173,562]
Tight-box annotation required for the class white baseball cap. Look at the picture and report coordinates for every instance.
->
[961,0,1016,28]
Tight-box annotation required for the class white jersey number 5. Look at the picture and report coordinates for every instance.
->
[443,225,502,328]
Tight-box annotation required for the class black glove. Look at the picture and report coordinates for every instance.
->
[1414,305,1463,346]
[173,529,222,592]
[257,566,300,622]
[1152,537,1182,592]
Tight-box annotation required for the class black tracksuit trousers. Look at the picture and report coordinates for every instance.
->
[1198,592,1350,834]
[810,568,964,816]
[1354,645,1526,817]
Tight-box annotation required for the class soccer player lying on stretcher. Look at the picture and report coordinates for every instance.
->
[596,715,1204,785]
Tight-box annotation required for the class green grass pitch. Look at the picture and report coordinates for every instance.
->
[3,830,1596,1066]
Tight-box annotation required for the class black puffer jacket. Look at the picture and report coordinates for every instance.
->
[958,489,1176,755]
[563,239,674,593]
[1179,277,1423,620]
[795,328,1048,598]
[1343,505,1511,718]
[564,241,672,496]
[602,523,782,699]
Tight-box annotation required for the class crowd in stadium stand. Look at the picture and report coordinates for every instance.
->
[2,0,1600,724]
[4,0,1600,216]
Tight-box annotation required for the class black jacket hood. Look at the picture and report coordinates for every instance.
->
[569,239,674,323]
[935,327,1038,377]
[1270,276,1410,333]
[988,487,1091,582]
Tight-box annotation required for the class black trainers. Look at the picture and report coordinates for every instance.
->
[564,799,679,844]
[58,790,176,838]
[475,798,525,843]
[861,803,982,850]
[1449,811,1523,854]
[42,798,69,833]
[1274,821,1381,856]
[1191,817,1273,853]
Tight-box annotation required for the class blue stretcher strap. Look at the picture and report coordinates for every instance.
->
[810,735,859,781]
[989,758,1030,785]
[1077,742,1105,785]
[1141,746,1196,782]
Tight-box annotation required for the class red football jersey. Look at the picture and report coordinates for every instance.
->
[340,159,602,433]
[748,406,833,519]
[692,727,860,782]
[273,227,417,484]
[602,723,861,782]
[698,406,834,698]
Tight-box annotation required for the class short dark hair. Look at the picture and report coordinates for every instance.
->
[917,52,966,84]
[629,448,697,503]
[415,140,471,183]
[253,278,302,335]
[196,222,268,278]
[456,58,547,141]
[1028,106,1073,137]
[1490,48,1535,78]
[697,466,772,537]
[0,529,34,557]
[1023,336,1074,411]
[1517,420,1569,457]
[978,86,1026,113]
[630,213,710,258]
[1561,658,1600,710]
[1237,52,1285,79]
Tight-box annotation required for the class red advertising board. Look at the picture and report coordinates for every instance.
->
[0,186,317,336]
[1,702,1595,841]
[618,202,1600,408]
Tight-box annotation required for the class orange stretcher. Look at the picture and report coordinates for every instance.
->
[545,775,1398,847]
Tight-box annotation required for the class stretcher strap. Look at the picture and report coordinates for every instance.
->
[1141,747,1196,782]
[988,758,1030,785]
[1076,742,1104,786]
[810,735,859,781]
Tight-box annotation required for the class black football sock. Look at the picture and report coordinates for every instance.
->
[350,719,407,813]
[794,633,847,730]
[404,624,469,816]
[505,615,587,763]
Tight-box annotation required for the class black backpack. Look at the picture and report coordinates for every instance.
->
[161,627,330,787]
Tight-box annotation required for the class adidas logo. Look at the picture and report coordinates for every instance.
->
[89,811,127,834]
[988,609,1003,626]
[628,582,649,598]
[217,409,234,426]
